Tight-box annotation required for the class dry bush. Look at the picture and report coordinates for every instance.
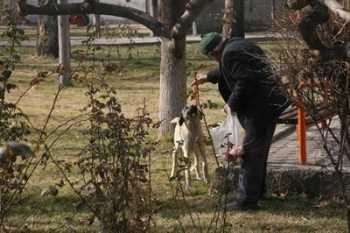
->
[0,14,32,229]
[272,3,350,230]
[73,77,154,233]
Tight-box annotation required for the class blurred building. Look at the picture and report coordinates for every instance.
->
[196,0,277,33]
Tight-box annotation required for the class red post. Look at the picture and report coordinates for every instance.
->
[297,103,307,164]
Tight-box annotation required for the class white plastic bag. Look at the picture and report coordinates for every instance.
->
[209,111,244,157]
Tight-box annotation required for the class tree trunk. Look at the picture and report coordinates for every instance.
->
[1,0,17,24]
[145,0,151,14]
[93,15,101,38]
[272,0,276,21]
[94,0,101,38]
[58,0,71,86]
[151,0,159,18]
[0,0,3,24]
[158,0,187,139]
[345,0,350,10]
[223,0,245,38]
[37,0,58,57]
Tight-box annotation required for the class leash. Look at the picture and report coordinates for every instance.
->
[190,72,221,168]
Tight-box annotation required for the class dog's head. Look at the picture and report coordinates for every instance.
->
[178,105,202,126]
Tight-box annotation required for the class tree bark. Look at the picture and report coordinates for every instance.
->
[151,0,159,18]
[223,0,245,39]
[19,0,170,38]
[1,0,17,24]
[58,0,71,86]
[158,0,187,138]
[37,0,58,57]
[172,0,215,39]
[0,0,4,24]
[272,0,276,21]
[145,0,151,15]
[93,15,101,38]
[94,0,101,38]
[345,0,350,11]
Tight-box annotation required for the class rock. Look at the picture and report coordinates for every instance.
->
[0,142,33,163]
[7,142,33,159]
[40,185,59,197]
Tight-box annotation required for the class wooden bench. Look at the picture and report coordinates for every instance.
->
[277,82,336,164]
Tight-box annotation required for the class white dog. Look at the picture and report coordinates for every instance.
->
[170,105,209,188]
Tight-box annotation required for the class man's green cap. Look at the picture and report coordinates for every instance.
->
[199,32,223,56]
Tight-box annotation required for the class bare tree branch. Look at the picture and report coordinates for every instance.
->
[320,0,350,22]
[286,0,350,60]
[287,0,350,22]
[172,0,215,39]
[18,0,171,38]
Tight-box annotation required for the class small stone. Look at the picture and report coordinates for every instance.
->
[40,186,59,197]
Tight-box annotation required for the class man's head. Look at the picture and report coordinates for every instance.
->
[199,32,224,61]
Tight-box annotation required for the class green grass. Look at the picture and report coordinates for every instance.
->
[0,32,347,232]
[0,24,153,39]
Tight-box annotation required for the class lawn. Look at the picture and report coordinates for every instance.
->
[0,34,347,232]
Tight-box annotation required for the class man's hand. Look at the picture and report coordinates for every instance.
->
[224,145,243,161]
[191,73,207,87]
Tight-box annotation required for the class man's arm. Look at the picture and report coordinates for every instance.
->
[191,67,221,86]
[206,68,221,84]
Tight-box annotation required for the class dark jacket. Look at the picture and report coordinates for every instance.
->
[207,38,290,122]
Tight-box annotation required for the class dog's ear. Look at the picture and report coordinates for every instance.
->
[170,117,180,124]
[179,116,185,126]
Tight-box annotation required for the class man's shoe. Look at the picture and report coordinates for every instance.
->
[222,200,259,211]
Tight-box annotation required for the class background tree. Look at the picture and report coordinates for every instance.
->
[93,0,101,38]
[37,0,58,57]
[158,0,187,138]
[145,0,151,15]
[19,0,214,139]
[57,0,71,86]
[222,0,244,38]
[152,0,159,18]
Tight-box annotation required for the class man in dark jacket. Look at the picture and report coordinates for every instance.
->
[193,32,290,210]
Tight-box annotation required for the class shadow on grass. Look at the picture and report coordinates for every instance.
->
[9,193,89,218]
[8,226,96,233]
[152,222,320,233]
[156,190,344,221]
[261,196,344,218]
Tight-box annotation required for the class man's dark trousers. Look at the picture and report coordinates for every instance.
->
[237,113,277,203]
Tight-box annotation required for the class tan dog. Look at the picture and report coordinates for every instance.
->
[170,105,209,188]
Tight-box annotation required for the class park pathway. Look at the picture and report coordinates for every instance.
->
[269,119,348,171]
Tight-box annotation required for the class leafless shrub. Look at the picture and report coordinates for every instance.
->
[272,3,350,231]
[70,77,154,233]
[0,14,33,230]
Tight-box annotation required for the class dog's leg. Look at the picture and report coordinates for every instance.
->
[182,145,191,189]
[198,141,209,184]
[170,146,179,179]
[192,145,202,181]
